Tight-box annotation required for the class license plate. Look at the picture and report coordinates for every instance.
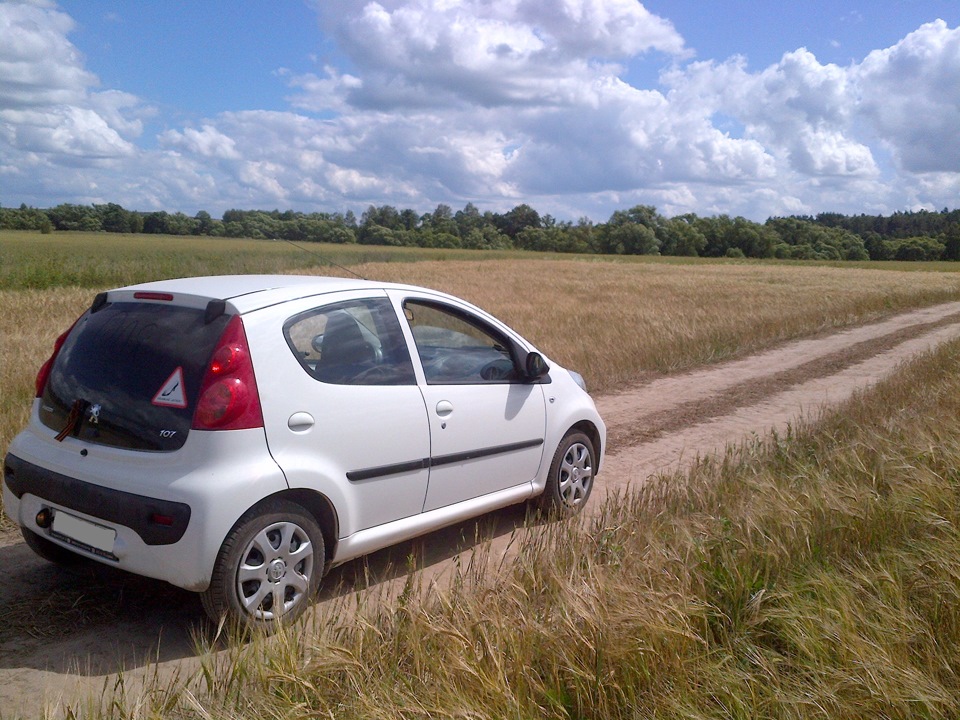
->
[51,510,116,555]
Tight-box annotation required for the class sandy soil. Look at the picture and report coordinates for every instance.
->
[4,300,960,717]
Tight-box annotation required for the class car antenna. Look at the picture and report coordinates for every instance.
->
[276,238,368,280]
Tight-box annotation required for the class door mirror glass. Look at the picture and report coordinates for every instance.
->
[524,352,549,380]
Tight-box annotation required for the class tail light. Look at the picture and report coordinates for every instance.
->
[35,322,79,397]
[192,315,264,430]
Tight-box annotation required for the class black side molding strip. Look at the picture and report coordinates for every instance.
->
[346,438,545,482]
[346,458,429,482]
[430,438,544,468]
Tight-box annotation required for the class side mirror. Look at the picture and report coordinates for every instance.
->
[524,351,550,380]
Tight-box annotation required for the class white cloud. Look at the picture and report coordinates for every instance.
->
[857,20,960,173]
[665,49,878,180]
[0,105,134,157]
[516,0,688,57]
[160,125,241,160]
[88,90,149,138]
[0,0,147,168]
[2,1,960,224]
[302,0,687,110]
[0,0,95,109]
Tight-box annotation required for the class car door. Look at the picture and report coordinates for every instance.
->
[395,295,547,512]
[250,292,432,536]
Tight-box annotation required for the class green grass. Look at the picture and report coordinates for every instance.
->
[0,230,531,290]
[5,229,960,292]
[50,332,960,720]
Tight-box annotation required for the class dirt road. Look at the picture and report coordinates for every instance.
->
[4,300,960,716]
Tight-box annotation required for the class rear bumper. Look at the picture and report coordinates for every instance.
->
[3,425,289,592]
[5,453,191,546]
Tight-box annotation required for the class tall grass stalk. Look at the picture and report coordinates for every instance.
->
[41,338,960,719]
[4,259,960,524]
[330,258,960,390]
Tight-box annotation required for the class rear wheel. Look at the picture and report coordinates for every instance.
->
[536,431,596,516]
[201,500,324,629]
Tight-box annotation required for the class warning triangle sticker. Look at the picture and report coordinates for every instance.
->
[153,367,187,408]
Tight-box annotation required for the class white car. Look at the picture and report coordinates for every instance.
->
[3,275,605,627]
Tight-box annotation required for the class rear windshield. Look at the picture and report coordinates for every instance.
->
[40,301,230,451]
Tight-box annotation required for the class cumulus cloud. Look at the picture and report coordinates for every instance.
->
[856,20,960,173]
[160,125,241,160]
[2,0,960,223]
[664,50,878,181]
[0,0,95,109]
[1,105,134,158]
[301,0,687,110]
[0,0,147,170]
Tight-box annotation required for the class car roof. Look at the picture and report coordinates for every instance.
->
[115,274,448,314]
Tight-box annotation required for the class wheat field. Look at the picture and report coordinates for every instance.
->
[4,255,960,530]
[55,326,960,720]
[6,235,960,717]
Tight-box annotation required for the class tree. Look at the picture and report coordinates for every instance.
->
[495,204,541,238]
[455,202,484,236]
[462,226,511,250]
[95,203,137,233]
[142,211,169,234]
[358,205,402,243]
[399,208,420,232]
[660,215,706,256]
[599,205,662,255]
[941,225,960,260]
[47,204,99,231]
[606,222,659,255]
[893,237,944,261]
[195,210,215,235]
[423,204,458,237]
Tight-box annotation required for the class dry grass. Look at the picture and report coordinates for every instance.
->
[5,254,960,717]
[48,336,960,720]
[325,258,960,390]
[0,288,91,532]
[3,259,960,529]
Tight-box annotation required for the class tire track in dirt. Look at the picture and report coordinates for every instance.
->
[4,301,960,716]
[596,315,960,500]
[598,304,960,484]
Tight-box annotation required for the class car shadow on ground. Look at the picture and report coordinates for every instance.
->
[0,502,537,677]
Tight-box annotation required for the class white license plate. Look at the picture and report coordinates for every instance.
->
[51,510,116,554]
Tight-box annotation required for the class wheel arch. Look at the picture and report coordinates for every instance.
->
[569,419,602,471]
[244,488,340,567]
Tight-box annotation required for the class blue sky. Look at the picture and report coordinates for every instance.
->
[2,0,959,222]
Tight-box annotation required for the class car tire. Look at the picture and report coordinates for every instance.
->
[536,430,596,516]
[21,526,83,566]
[201,500,324,629]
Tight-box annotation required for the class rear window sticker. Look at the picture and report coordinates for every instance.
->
[153,367,187,408]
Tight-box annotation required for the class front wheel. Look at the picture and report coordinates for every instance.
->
[535,430,596,516]
[201,500,324,629]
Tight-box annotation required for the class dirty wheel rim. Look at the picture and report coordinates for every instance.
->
[236,521,314,620]
[557,441,593,507]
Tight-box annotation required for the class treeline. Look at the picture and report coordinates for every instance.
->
[3,201,960,261]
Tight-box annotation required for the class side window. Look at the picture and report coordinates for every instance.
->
[404,300,519,384]
[284,298,415,385]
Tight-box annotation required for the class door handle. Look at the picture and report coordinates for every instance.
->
[435,400,454,417]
